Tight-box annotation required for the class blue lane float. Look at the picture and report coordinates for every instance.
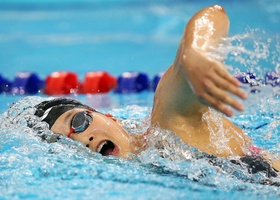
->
[115,72,149,93]
[153,72,164,91]
[234,72,260,86]
[234,72,263,93]
[0,74,11,93]
[265,71,280,87]
[11,72,44,95]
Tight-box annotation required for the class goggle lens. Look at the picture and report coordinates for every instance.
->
[67,110,92,137]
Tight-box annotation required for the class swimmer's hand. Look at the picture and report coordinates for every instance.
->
[181,48,247,117]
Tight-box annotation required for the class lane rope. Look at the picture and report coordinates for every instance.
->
[0,71,278,95]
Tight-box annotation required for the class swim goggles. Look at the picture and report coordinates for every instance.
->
[67,110,93,138]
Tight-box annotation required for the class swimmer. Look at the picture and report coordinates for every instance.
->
[31,5,280,176]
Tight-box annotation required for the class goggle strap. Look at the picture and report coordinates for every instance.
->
[67,127,75,138]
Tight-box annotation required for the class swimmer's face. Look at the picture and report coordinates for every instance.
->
[51,108,137,158]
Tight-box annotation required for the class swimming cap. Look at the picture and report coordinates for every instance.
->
[35,97,96,129]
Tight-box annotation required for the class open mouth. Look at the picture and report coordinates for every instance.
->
[97,140,119,156]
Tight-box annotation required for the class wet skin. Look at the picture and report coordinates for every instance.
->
[51,5,248,158]
[51,108,144,158]
[49,5,280,171]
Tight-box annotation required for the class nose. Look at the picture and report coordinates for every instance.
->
[89,136,94,141]
[85,135,95,148]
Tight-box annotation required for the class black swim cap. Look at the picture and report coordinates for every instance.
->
[35,98,96,129]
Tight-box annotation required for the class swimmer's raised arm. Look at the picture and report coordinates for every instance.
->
[151,5,251,157]
[152,5,247,122]
[177,5,248,117]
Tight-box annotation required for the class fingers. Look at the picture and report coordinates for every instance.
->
[199,72,247,116]
[205,80,244,109]
[212,71,247,100]
[199,92,234,117]
[184,53,248,116]
[215,64,240,87]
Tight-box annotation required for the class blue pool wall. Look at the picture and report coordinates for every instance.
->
[0,0,279,81]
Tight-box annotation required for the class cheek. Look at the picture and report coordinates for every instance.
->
[111,127,131,146]
[98,122,130,143]
[51,123,69,136]
[71,134,90,145]
[96,117,126,135]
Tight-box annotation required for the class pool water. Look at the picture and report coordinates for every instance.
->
[1,0,280,199]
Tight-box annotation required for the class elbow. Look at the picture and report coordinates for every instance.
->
[211,5,226,13]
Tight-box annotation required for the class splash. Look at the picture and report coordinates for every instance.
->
[131,29,280,189]
[1,96,280,199]
[208,29,279,76]
[136,122,280,190]
[206,29,280,150]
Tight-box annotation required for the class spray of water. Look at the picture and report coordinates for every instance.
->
[135,29,280,190]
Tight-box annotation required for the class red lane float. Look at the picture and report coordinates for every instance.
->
[44,71,79,95]
[82,71,117,94]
